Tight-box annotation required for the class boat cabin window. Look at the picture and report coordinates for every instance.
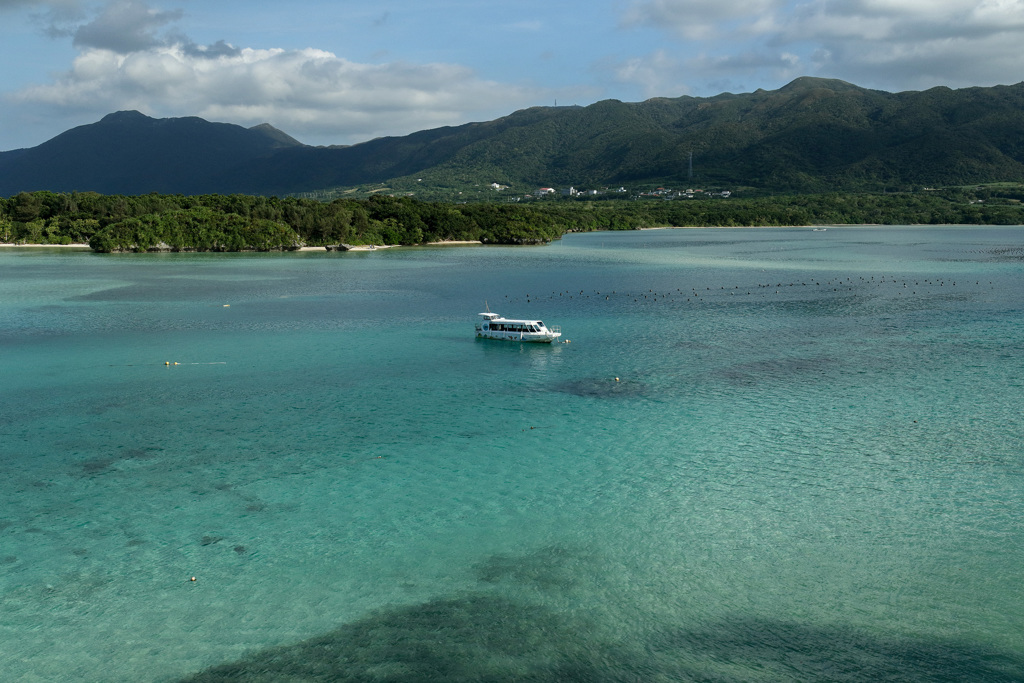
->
[488,322,548,333]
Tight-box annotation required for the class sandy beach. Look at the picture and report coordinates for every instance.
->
[1,242,479,252]
[296,241,482,251]
[4,243,395,251]
[296,244,395,251]
[0,243,91,248]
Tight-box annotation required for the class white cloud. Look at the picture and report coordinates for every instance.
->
[622,0,787,39]
[606,50,691,97]
[72,0,182,52]
[619,0,1024,92]
[605,46,805,98]
[788,0,1024,41]
[2,0,85,39]
[782,0,1024,88]
[2,0,558,146]
[11,41,549,145]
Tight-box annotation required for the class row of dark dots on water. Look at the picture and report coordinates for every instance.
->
[502,277,995,304]
[966,246,1024,256]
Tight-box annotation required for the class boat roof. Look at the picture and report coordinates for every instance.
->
[478,312,545,324]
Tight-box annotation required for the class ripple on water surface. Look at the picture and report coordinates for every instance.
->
[0,228,1022,681]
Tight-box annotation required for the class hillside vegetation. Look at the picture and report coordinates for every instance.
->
[3,78,1024,198]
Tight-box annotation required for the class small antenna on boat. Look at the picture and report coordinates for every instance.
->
[485,300,490,312]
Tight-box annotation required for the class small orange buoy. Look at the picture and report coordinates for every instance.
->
[190,577,196,582]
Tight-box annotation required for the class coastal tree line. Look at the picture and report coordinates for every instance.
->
[1,189,1021,252]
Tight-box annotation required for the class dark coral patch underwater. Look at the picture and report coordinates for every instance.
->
[180,600,1024,682]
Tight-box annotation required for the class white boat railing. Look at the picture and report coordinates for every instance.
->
[549,326,561,335]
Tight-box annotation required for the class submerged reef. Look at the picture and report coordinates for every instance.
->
[181,546,1024,682]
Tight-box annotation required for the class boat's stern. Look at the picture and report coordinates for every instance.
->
[476,311,500,333]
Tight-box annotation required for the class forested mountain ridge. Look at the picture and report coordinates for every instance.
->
[0,111,303,196]
[2,77,1024,197]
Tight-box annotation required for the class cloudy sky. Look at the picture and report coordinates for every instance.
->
[2,0,1023,150]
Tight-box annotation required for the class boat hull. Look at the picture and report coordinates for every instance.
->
[475,331,559,343]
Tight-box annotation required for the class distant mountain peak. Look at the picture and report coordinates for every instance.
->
[100,110,152,123]
[778,77,861,93]
[248,123,305,148]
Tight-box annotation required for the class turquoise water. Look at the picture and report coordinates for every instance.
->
[1,227,1022,681]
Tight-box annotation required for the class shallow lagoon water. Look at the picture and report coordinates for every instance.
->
[1,227,1022,681]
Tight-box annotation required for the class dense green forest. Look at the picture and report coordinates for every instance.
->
[1,189,1022,252]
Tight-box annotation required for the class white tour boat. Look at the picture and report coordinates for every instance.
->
[475,310,561,343]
